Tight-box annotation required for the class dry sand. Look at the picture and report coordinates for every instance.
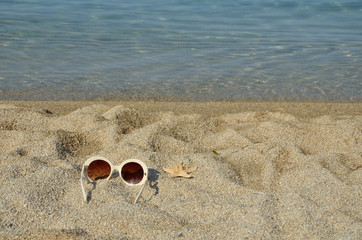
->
[0,101,361,239]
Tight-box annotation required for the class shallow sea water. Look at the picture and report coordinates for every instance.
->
[0,0,361,101]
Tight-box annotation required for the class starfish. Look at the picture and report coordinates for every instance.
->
[163,163,198,178]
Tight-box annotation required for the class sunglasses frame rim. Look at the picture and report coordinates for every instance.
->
[117,159,149,186]
[83,156,114,182]
[83,156,148,186]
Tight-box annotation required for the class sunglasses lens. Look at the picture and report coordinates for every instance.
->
[121,162,144,184]
[87,160,111,181]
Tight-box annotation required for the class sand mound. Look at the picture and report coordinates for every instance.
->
[0,102,361,239]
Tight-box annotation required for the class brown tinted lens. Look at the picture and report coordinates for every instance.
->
[121,162,144,184]
[87,160,111,181]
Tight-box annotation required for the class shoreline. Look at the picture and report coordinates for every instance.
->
[1,100,361,117]
[1,88,360,103]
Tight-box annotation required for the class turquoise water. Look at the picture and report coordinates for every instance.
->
[1,0,361,101]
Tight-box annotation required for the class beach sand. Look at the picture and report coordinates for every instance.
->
[0,101,361,239]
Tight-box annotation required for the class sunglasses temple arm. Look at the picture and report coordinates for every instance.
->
[80,164,88,202]
[133,179,147,204]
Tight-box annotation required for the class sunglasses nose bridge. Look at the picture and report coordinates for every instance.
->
[109,165,121,178]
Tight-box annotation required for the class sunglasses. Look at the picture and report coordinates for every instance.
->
[80,156,149,204]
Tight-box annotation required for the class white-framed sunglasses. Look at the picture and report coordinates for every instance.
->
[80,156,149,204]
